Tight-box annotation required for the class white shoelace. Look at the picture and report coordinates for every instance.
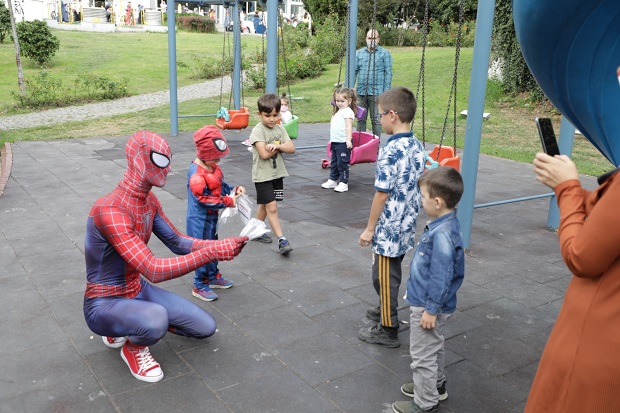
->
[136,347,159,373]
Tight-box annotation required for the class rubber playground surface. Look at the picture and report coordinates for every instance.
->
[0,123,598,413]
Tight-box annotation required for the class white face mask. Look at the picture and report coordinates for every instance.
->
[367,39,378,49]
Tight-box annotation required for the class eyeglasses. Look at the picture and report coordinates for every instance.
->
[150,150,171,168]
[374,110,398,122]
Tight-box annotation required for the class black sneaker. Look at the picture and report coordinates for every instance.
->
[278,239,293,255]
[401,381,448,401]
[252,234,273,244]
[366,306,380,322]
[358,324,400,348]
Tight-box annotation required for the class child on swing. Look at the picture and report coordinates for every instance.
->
[321,87,358,193]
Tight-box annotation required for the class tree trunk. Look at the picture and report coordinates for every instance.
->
[7,0,25,97]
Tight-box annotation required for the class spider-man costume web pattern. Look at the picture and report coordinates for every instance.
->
[83,131,246,345]
[187,162,235,289]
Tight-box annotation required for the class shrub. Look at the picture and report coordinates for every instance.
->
[176,15,215,33]
[311,15,345,65]
[74,72,129,100]
[11,70,65,108]
[11,70,129,108]
[13,20,60,66]
[0,1,10,44]
[190,54,250,80]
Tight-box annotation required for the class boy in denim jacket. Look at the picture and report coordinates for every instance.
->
[392,166,465,413]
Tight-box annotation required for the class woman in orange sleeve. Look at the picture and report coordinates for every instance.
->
[526,153,620,412]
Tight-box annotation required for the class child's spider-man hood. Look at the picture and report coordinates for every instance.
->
[121,130,172,195]
[194,125,230,161]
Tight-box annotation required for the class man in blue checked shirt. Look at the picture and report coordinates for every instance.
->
[355,29,393,138]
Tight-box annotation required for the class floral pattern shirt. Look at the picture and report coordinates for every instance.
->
[372,131,425,257]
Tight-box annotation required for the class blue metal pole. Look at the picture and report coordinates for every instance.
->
[168,1,178,136]
[474,192,554,209]
[265,0,278,94]
[233,2,241,109]
[545,116,576,230]
[457,0,496,250]
[346,0,359,88]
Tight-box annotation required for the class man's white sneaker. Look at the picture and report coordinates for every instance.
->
[321,179,338,189]
[334,182,349,192]
[121,341,164,383]
[102,336,127,349]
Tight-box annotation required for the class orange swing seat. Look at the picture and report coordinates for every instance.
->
[425,145,461,171]
[216,107,250,130]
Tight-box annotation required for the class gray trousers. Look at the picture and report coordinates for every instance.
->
[409,307,451,409]
[357,94,382,138]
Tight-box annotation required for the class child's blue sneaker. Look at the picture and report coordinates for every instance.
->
[209,274,233,289]
[192,287,218,301]
[278,239,293,255]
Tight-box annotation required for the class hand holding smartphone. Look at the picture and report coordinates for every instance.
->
[535,117,560,156]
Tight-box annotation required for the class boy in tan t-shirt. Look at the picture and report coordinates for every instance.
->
[249,93,296,255]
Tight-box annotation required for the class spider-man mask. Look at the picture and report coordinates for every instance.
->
[125,130,172,189]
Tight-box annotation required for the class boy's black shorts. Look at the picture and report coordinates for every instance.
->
[255,178,284,204]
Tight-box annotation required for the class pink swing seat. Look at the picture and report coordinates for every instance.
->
[321,131,380,168]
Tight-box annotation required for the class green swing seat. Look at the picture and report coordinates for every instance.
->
[282,115,299,139]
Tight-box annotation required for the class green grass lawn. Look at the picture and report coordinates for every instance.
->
[0,29,614,176]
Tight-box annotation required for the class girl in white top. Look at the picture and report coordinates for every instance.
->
[321,88,358,193]
[280,93,293,125]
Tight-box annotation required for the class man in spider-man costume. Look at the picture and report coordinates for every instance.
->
[83,130,247,383]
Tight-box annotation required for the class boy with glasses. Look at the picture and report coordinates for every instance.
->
[358,87,425,348]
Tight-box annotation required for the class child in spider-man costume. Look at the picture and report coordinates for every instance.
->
[83,130,247,383]
[187,125,246,301]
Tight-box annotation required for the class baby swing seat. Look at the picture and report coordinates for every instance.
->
[216,107,250,130]
[283,115,299,139]
[424,145,461,171]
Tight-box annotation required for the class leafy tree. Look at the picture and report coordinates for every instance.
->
[0,0,10,43]
[492,0,543,100]
[12,20,60,66]
[428,0,477,25]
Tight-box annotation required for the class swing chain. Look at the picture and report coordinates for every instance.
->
[219,9,229,111]
[336,6,350,88]
[415,0,429,142]
[278,14,293,113]
[364,0,378,97]
[437,0,464,159]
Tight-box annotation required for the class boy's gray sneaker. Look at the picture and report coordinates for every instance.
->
[366,306,380,322]
[252,234,273,244]
[392,400,438,413]
[358,324,400,348]
[278,239,293,255]
[401,381,448,401]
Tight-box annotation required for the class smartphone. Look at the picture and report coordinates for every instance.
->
[535,117,560,156]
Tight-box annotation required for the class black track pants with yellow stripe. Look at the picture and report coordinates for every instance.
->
[371,253,404,328]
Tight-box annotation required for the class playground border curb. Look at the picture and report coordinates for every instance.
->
[0,142,12,199]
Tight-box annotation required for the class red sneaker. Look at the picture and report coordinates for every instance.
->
[102,336,126,349]
[120,341,164,383]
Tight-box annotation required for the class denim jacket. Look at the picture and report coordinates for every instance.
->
[405,210,465,314]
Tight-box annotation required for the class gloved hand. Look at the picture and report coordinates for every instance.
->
[201,236,248,261]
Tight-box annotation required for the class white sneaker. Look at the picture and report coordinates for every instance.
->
[334,182,349,192]
[241,139,251,146]
[321,179,338,189]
